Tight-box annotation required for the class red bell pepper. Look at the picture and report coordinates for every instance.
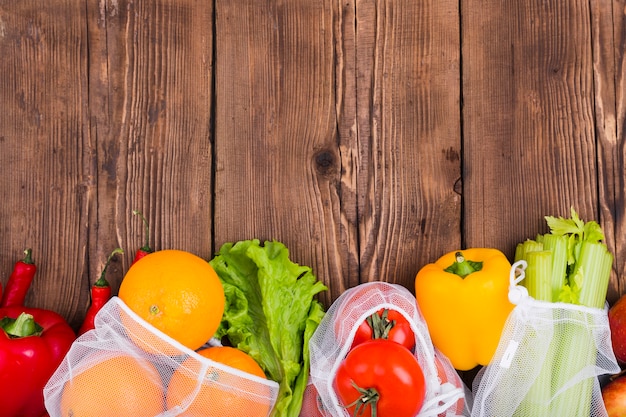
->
[0,305,75,417]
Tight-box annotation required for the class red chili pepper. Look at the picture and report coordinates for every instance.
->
[131,209,154,265]
[0,306,75,417]
[1,248,37,308]
[78,248,123,336]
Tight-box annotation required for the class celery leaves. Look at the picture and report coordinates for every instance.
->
[538,207,611,307]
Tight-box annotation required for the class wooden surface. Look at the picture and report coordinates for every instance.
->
[0,0,624,332]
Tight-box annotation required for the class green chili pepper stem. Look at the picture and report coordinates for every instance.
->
[133,210,152,251]
[444,251,483,278]
[1,312,43,338]
[22,248,34,265]
[94,247,124,287]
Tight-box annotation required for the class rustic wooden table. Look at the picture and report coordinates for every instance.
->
[0,0,623,351]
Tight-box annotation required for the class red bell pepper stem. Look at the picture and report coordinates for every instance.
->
[0,305,75,417]
[131,210,154,265]
[78,248,123,336]
[2,312,43,337]
[0,249,37,308]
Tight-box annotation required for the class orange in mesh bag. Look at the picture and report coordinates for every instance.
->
[166,346,273,417]
[307,281,470,417]
[59,353,165,417]
[44,297,280,417]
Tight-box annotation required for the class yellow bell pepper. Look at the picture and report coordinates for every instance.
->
[414,248,514,371]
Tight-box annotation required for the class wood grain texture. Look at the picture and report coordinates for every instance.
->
[462,0,599,257]
[0,0,625,330]
[593,0,626,304]
[356,0,462,289]
[213,0,348,305]
[0,0,90,328]
[86,0,214,295]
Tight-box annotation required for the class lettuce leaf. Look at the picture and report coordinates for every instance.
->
[209,239,327,417]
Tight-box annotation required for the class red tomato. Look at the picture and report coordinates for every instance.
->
[300,384,325,417]
[300,382,326,417]
[333,339,426,417]
[434,355,465,416]
[350,308,416,351]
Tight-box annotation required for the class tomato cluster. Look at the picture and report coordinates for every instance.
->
[333,308,426,417]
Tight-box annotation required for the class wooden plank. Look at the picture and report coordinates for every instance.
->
[356,0,462,290]
[593,0,626,304]
[86,0,214,297]
[1,0,626,324]
[462,0,598,257]
[335,0,360,293]
[213,0,348,304]
[0,0,90,328]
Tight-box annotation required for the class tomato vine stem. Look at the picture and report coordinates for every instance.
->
[343,380,380,417]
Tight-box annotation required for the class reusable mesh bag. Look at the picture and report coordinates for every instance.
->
[299,376,331,417]
[471,261,620,417]
[308,281,469,417]
[44,296,279,417]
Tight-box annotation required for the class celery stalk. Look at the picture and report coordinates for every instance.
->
[540,234,568,301]
[575,241,614,309]
[514,240,544,263]
[522,250,553,302]
[512,325,555,417]
[548,309,596,416]
[548,241,614,416]
[511,208,614,416]
[515,246,561,416]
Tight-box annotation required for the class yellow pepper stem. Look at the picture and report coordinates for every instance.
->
[444,251,483,278]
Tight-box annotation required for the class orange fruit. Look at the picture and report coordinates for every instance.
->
[196,346,266,378]
[60,354,164,417]
[166,347,273,417]
[118,249,225,353]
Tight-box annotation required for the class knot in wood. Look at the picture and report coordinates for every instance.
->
[314,150,337,177]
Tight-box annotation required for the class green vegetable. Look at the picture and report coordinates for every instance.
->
[512,207,613,416]
[209,239,327,417]
[518,207,614,308]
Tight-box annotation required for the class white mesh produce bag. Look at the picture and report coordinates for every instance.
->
[471,261,620,417]
[299,377,331,417]
[44,296,279,417]
[308,281,469,417]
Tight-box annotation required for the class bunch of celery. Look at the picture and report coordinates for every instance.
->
[512,207,613,416]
